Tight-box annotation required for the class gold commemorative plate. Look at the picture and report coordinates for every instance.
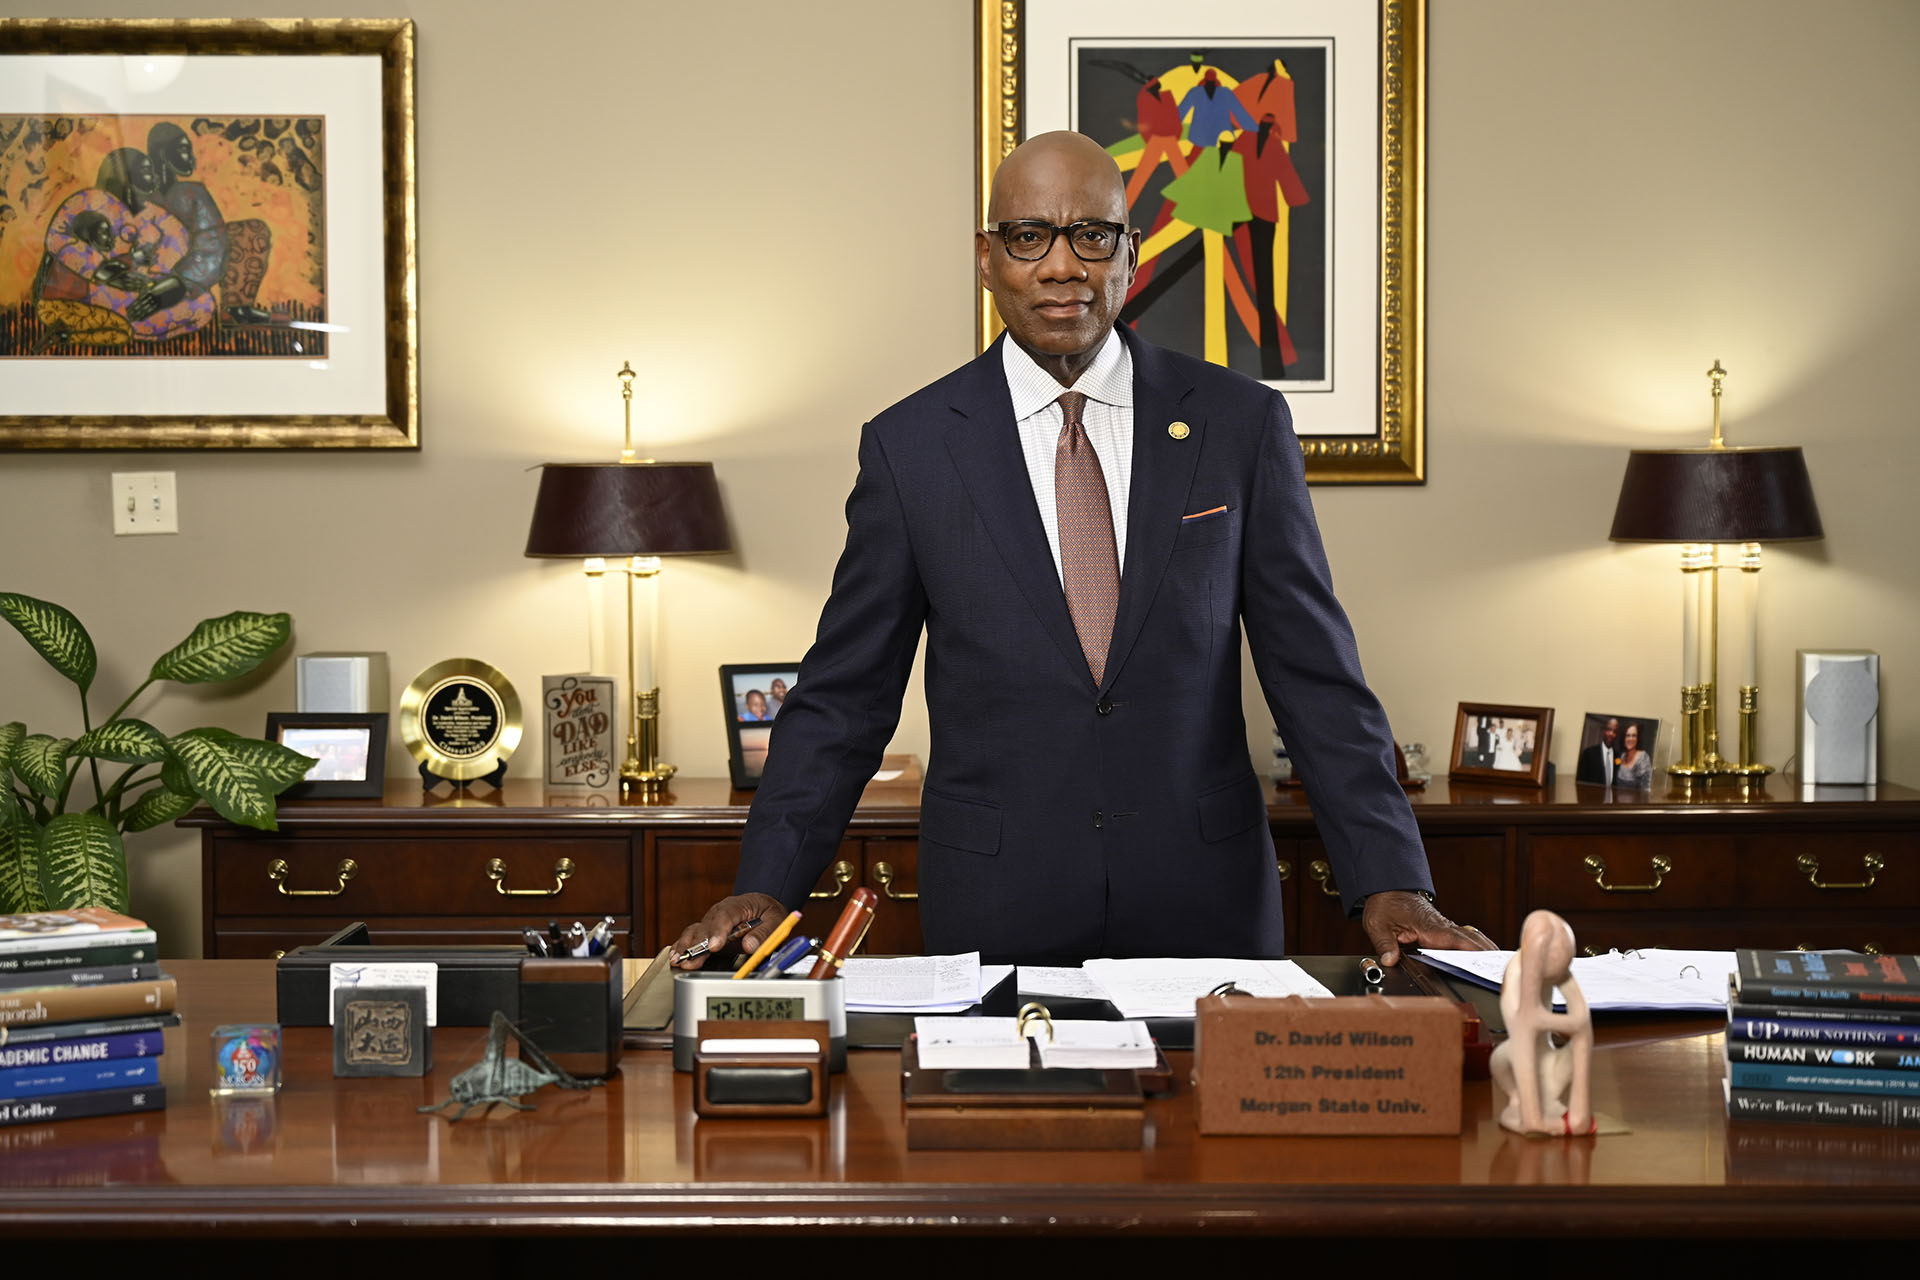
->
[399,658,523,781]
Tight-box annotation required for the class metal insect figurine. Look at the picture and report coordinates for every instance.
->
[418,1011,601,1122]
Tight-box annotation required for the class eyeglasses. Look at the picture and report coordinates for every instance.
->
[990,220,1128,262]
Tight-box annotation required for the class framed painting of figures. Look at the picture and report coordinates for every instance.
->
[0,19,417,450]
[977,0,1424,483]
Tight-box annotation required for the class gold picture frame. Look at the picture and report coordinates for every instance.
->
[976,0,1424,483]
[0,18,418,450]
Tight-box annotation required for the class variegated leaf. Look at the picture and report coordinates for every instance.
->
[225,736,322,791]
[0,721,24,773]
[72,718,169,765]
[149,611,291,685]
[166,733,275,829]
[124,786,200,833]
[39,812,127,913]
[0,812,47,914]
[0,593,97,692]
[15,734,72,798]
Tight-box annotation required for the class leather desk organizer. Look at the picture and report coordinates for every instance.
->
[276,923,623,1078]
[899,1036,1145,1150]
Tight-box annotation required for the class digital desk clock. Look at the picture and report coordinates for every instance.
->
[672,972,846,1072]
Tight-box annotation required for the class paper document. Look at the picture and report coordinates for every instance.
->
[1017,965,1109,1000]
[842,954,1012,1011]
[1081,957,1333,1018]
[913,1015,1158,1069]
[1417,948,1737,1012]
[1035,1020,1156,1069]
[328,961,437,1025]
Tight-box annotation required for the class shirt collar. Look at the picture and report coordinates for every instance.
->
[1000,328,1133,419]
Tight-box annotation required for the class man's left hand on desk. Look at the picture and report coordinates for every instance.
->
[1362,891,1497,966]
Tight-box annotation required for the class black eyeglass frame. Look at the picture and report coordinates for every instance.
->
[988,219,1130,262]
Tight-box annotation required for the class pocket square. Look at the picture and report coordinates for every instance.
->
[1181,505,1229,523]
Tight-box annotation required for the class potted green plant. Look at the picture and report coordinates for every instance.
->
[0,592,315,914]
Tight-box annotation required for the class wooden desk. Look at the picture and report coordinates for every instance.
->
[188,776,1920,960]
[2,961,1916,1260]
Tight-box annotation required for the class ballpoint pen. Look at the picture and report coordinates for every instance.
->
[673,915,763,965]
[765,933,815,975]
[732,910,803,980]
[805,887,878,980]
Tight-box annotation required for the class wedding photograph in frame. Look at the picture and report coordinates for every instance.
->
[1449,701,1554,788]
[265,711,388,798]
[0,18,417,449]
[719,663,801,789]
[977,0,1424,482]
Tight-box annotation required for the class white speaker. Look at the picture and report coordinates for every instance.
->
[1796,649,1878,785]
[296,652,390,714]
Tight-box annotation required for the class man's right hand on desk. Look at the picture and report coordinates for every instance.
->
[671,892,789,969]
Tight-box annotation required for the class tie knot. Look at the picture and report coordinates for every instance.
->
[1057,391,1088,428]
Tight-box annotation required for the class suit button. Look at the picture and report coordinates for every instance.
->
[1096,698,1113,716]
[1092,810,1103,829]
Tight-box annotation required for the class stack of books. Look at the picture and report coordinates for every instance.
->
[0,909,176,1127]
[1724,948,1920,1130]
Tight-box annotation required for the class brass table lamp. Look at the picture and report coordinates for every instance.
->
[525,363,730,795]
[1608,362,1822,781]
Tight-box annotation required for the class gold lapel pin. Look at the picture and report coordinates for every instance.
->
[1168,421,1190,440]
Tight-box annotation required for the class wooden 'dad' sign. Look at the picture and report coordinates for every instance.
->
[1193,995,1463,1135]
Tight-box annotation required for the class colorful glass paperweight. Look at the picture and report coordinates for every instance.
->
[211,1023,282,1095]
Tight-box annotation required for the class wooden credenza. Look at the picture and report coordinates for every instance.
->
[187,775,1920,958]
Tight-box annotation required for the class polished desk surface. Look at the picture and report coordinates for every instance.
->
[4,961,1918,1241]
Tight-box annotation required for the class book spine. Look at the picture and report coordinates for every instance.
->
[0,1082,166,1128]
[0,1055,160,1100]
[0,926,151,957]
[0,978,177,1029]
[1727,1086,1920,1130]
[1728,1061,1920,1096]
[1736,980,1920,1012]
[0,963,162,993]
[0,940,158,973]
[1726,1040,1920,1072]
[1729,1004,1920,1038]
[0,1013,179,1047]
[0,1029,168,1072]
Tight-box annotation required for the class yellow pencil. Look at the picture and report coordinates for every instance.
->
[731,909,803,980]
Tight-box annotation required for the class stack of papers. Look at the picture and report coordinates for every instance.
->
[1417,948,1737,1012]
[1016,958,1332,1018]
[841,953,1013,1012]
[913,1015,1157,1069]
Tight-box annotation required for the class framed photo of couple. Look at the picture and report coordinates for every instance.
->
[976,0,1426,482]
[1449,702,1553,789]
[0,18,417,449]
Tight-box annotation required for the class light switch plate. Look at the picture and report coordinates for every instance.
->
[112,471,178,535]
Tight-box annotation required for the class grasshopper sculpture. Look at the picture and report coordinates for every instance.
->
[419,1011,602,1122]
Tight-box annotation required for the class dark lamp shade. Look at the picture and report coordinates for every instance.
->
[524,462,731,558]
[1608,447,1823,543]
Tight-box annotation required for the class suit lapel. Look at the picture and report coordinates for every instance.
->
[941,339,1093,685]
[1102,328,1201,694]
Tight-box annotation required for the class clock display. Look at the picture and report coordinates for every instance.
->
[704,995,806,1021]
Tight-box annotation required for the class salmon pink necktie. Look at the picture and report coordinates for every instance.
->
[1054,391,1119,685]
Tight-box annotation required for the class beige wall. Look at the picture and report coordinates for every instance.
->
[3,1,1916,956]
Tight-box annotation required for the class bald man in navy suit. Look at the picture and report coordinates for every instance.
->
[674,132,1490,967]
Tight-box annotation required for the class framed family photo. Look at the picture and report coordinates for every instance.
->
[718,663,800,790]
[977,0,1425,482]
[265,711,388,798]
[1574,711,1661,790]
[1450,702,1553,788]
[0,18,417,449]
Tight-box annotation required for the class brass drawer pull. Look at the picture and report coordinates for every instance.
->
[1583,853,1670,893]
[1796,851,1882,891]
[1307,860,1341,898]
[873,860,918,901]
[1863,941,1884,956]
[1276,858,1293,882]
[268,857,357,897]
[809,859,857,900]
[487,856,575,896]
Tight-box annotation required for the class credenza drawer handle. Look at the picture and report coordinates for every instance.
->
[1796,851,1882,891]
[1582,853,1670,893]
[1307,860,1341,898]
[487,856,575,896]
[1276,858,1293,882]
[268,857,357,897]
[809,859,857,900]
[872,860,918,901]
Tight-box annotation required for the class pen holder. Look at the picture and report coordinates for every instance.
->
[519,947,624,1079]
[672,972,847,1072]
[693,1019,831,1117]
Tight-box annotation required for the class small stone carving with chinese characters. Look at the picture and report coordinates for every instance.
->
[1490,910,1596,1136]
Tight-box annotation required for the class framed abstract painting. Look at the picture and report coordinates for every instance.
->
[977,0,1424,482]
[0,18,417,449]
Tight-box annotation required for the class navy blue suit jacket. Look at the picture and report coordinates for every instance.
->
[736,328,1431,961]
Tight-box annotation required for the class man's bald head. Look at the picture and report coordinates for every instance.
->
[987,130,1127,224]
